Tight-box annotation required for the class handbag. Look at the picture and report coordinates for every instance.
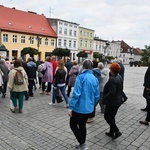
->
[53,86,63,103]
[143,88,150,100]
[56,95,63,103]
[41,68,47,75]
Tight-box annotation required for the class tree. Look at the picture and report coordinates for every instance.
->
[76,51,87,58]
[52,48,70,58]
[141,45,150,66]
[93,52,103,61]
[21,47,39,58]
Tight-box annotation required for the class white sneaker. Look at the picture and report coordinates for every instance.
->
[79,144,88,150]
[65,104,69,108]
[49,103,56,105]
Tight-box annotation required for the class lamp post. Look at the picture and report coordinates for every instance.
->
[103,41,110,64]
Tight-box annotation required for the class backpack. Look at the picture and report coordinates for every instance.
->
[92,68,101,82]
[14,70,24,85]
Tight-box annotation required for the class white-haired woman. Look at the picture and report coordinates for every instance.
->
[97,62,109,113]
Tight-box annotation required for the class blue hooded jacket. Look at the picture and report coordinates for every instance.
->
[69,69,100,114]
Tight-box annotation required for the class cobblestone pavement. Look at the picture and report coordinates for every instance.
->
[0,65,150,150]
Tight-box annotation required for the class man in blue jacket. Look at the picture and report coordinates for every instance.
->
[68,59,100,150]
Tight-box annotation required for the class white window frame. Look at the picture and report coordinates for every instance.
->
[51,39,54,46]
[3,34,8,42]
[21,36,25,43]
[13,35,17,43]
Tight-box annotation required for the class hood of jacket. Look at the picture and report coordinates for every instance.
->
[27,61,36,67]
[13,66,24,71]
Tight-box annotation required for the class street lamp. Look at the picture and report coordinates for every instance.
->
[102,41,110,64]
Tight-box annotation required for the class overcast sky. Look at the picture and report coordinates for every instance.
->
[1,0,150,49]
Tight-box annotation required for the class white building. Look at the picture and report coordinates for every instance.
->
[48,18,79,61]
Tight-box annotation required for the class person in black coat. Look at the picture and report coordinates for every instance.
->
[139,57,150,125]
[103,62,123,139]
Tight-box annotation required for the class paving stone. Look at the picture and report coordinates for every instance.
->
[0,66,150,149]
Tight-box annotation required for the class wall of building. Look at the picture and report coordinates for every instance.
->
[0,31,56,61]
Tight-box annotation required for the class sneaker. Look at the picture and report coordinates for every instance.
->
[87,117,94,123]
[79,144,88,150]
[40,91,45,94]
[65,104,69,108]
[49,103,56,105]
[105,132,114,137]
[112,131,122,140]
[45,92,50,95]
[141,108,148,112]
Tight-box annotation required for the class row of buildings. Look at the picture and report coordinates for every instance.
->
[0,5,143,64]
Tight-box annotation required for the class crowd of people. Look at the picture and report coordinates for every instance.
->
[0,56,150,150]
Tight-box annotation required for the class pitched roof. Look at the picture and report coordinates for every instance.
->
[0,5,57,37]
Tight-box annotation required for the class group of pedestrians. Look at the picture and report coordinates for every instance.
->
[0,55,150,150]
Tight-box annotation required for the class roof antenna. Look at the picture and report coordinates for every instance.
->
[49,7,54,18]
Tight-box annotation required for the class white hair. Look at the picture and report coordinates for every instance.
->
[98,62,104,69]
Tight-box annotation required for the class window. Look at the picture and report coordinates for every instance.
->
[64,23,68,26]
[3,34,8,42]
[90,41,92,48]
[58,39,62,46]
[69,40,72,47]
[87,32,89,37]
[74,31,77,36]
[90,33,92,37]
[13,35,17,43]
[45,38,48,45]
[69,30,72,36]
[96,45,98,50]
[59,27,62,34]
[59,21,62,25]
[85,40,88,47]
[80,40,82,47]
[39,38,42,45]
[64,40,67,47]
[51,39,54,46]
[74,25,77,28]
[84,32,86,36]
[69,24,72,27]
[80,31,82,36]
[64,29,67,35]
[73,41,76,48]
[21,36,25,43]
[30,37,34,44]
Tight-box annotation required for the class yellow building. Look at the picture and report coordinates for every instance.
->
[78,27,95,60]
[0,5,57,61]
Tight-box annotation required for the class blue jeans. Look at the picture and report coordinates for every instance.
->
[52,86,68,104]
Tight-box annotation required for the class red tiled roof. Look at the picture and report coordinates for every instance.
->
[0,5,57,37]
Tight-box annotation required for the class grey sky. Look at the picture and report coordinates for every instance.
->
[1,0,150,49]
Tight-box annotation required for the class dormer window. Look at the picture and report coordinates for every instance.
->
[41,28,45,31]
[8,22,12,26]
[29,26,32,29]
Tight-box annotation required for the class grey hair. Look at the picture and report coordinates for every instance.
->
[83,59,93,69]
[98,62,104,69]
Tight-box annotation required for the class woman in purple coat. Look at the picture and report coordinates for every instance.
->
[67,61,79,97]
[40,56,53,95]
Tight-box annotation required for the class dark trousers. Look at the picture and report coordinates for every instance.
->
[42,82,51,92]
[38,77,42,87]
[28,80,34,95]
[2,81,7,94]
[146,98,150,121]
[67,86,72,97]
[104,105,120,133]
[70,111,90,145]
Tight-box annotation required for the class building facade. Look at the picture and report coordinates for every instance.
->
[0,5,57,61]
[48,18,79,61]
[78,27,95,60]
